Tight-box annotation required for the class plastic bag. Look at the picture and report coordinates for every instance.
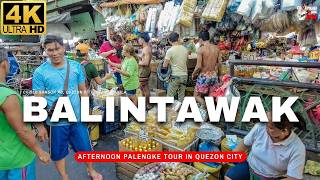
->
[227,0,242,13]
[260,0,275,19]
[177,0,197,27]
[225,83,240,105]
[202,0,229,22]
[237,0,255,18]
[281,0,302,11]
[251,0,263,23]
[315,23,320,44]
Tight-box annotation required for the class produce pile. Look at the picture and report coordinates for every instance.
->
[134,163,200,180]
[119,136,162,152]
[126,110,198,148]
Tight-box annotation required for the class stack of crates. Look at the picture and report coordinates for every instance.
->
[101,107,121,134]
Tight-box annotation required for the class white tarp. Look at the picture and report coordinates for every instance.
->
[46,24,72,40]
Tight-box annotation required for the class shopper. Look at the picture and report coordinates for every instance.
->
[163,32,188,102]
[138,32,152,110]
[99,35,123,91]
[76,43,112,86]
[192,31,221,107]
[0,47,50,180]
[108,44,139,105]
[32,35,102,180]
[225,113,306,180]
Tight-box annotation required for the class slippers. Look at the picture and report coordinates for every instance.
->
[88,171,103,180]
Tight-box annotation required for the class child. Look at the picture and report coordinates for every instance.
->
[108,44,139,105]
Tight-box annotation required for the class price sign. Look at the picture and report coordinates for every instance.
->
[241,52,257,61]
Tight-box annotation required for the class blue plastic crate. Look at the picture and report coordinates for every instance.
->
[101,108,120,134]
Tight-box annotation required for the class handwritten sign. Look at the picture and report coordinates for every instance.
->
[241,52,257,61]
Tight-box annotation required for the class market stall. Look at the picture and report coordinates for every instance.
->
[86,0,320,179]
[2,0,319,179]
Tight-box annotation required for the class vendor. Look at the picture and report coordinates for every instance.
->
[76,43,112,86]
[225,113,306,180]
[107,44,139,105]
[98,35,123,91]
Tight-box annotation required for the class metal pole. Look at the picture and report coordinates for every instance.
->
[233,77,320,90]
[229,60,320,68]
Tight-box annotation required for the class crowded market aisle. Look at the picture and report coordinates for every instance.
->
[36,131,125,180]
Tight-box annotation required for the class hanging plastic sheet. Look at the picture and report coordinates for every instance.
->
[227,0,242,13]
[314,23,320,44]
[237,0,255,19]
[281,0,302,11]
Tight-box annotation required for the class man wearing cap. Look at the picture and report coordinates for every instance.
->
[0,47,51,180]
[76,42,112,86]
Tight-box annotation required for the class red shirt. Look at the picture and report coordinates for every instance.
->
[98,41,121,64]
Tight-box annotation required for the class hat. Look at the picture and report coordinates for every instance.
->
[76,43,90,54]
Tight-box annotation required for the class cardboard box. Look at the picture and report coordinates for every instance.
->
[116,162,143,180]
[118,137,162,168]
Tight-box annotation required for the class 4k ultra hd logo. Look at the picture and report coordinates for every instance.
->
[1,1,46,35]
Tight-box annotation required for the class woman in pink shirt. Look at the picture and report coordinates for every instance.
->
[99,35,123,90]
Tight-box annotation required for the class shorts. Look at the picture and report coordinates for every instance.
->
[225,161,250,180]
[114,72,122,85]
[125,89,137,96]
[195,72,218,94]
[139,66,151,80]
[0,159,36,180]
[50,123,92,161]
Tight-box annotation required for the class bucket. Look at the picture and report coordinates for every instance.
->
[89,123,100,141]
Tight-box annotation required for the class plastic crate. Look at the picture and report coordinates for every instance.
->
[101,108,120,134]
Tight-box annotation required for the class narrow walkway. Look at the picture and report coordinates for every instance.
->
[36,131,124,180]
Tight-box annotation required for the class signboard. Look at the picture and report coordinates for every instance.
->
[241,52,257,61]
[1,1,46,35]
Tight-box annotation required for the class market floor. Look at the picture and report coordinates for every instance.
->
[36,130,124,180]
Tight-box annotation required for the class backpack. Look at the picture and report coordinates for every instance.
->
[5,52,20,83]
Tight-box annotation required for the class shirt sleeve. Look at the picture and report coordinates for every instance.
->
[287,146,306,179]
[32,70,45,91]
[0,89,15,106]
[88,63,99,79]
[243,123,262,146]
[78,64,86,85]
[98,42,107,54]
[164,49,172,61]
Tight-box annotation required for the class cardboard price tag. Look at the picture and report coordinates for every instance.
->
[241,52,256,61]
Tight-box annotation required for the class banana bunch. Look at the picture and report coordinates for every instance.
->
[126,34,138,41]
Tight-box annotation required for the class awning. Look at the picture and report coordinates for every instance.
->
[47,12,72,24]
[46,24,72,40]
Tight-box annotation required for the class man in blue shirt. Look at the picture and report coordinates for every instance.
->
[32,35,102,180]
